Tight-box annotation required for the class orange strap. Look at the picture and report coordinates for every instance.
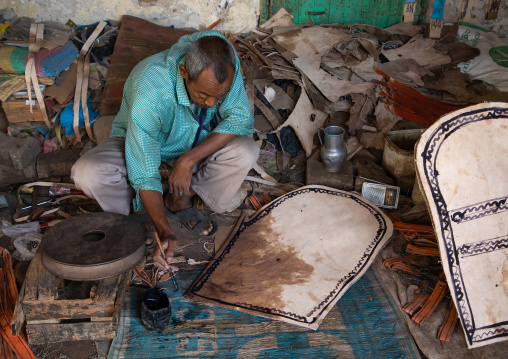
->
[437,300,459,341]
[405,243,440,256]
[403,292,431,316]
[383,254,421,267]
[134,265,154,288]
[247,195,263,210]
[207,19,222,30]
[411,280,447,325]
[0,248,36,358]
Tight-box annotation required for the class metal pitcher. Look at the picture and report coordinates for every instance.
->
[318,126,347,172]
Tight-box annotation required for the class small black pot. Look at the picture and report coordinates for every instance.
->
[141,288,171,330]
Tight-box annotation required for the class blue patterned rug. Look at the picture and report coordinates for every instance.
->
[108,263,420,358]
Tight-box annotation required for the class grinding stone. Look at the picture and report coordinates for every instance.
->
[41,212,145,281]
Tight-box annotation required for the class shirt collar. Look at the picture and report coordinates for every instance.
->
[176,58,191,108]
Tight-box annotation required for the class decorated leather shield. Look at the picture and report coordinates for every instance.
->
[416,103,508,348]
[186,185,393,329]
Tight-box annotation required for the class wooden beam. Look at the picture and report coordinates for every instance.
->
[27,321,116,344]
[22,299,115,321]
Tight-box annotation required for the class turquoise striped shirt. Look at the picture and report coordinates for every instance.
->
[109,30,254,211]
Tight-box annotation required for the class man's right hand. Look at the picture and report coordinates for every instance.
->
[153,232,179,271]
[139,189,180,271]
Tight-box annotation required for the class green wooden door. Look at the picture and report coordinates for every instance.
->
[260,0,427,28]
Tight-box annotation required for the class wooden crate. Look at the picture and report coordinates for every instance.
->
[2,99,45,123]
[15,249,128,344]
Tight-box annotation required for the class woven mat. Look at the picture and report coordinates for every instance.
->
[108,262,420,358]
[186,185,393,329]
[416,103,508,348]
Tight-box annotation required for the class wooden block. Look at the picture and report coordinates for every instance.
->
[2,100,45,123]
[94,275,121,303]
[26,321,116,344]
[23,249,42,301]
[403,2,416,23]
[429,19,443,39]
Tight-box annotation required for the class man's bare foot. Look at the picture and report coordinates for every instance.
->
[164,192,213,236]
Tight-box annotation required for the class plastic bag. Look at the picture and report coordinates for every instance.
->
[1,221,40,239]
[457,23,508,92]
[13,232,42,260]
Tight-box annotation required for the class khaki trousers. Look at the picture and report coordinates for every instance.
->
[71,136,259,215]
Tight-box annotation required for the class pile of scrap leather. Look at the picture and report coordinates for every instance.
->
[230,9,508,157]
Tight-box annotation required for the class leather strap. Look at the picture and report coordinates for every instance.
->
[383,255,423,268]
[73,21,107,142]
[133,265,154,288]
[405,242,440,256]
[437,300,459,341]
[81,52,94,140]
[25,23,52,129]
[403,291,430,316]
[247,195,263,210]
[411,280,447,325]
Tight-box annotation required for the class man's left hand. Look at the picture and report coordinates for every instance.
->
[168,156,194,196]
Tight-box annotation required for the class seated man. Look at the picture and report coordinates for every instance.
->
[71,30,259,271]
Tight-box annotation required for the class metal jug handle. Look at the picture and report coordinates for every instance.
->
[318,128,325,146]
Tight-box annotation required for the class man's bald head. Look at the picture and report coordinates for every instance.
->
[184,36,236,83]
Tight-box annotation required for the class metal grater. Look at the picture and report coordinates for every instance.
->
[361,182,400,209]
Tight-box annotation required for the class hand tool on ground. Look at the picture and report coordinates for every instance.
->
[154,231,179,291]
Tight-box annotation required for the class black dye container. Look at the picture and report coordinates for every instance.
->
[141,288,171,330]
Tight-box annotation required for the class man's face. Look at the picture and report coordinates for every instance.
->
[179,64,234,109]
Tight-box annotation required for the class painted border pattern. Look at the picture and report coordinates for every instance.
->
[420,106,508,345]
[458,236,508,258]
[450,196,508,224]
[189,187,389,325]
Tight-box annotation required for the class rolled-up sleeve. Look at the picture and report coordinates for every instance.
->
[124,91,170,211]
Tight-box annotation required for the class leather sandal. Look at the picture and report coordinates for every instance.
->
[165,206,218,239]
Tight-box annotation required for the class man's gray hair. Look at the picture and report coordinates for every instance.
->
[185,36,236,83]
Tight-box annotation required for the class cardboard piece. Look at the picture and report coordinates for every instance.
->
[382,35,451,70]
[260,8,296,29]
[44,62,77,104]
[271,91,328,156]
[253,79,295,110]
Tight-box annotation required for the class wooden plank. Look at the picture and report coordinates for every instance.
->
[429,18,444,39]
[403,1,416,23]
[112,271,130,327]
[462,0,481,22]
[10,283,26,336]
[22,298,115,321]
[26,321,116,344]
[28,317,113,325]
